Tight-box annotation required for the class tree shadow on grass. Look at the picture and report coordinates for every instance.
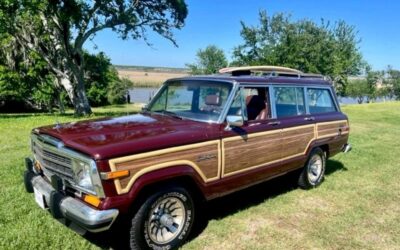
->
[83,159,347,249]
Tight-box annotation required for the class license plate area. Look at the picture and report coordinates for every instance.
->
[33,187,46,209]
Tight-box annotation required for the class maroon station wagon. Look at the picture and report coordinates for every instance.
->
[24,66,351,249]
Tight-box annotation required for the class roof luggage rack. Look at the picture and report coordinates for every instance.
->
[219,65,326,79]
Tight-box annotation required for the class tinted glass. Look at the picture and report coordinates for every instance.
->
[274,87,305,117]
[307,88,337,114]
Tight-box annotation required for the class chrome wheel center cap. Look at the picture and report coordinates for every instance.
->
[160,214,174,227]
[311,164,318,175]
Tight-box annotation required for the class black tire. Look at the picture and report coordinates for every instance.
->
[298,147,326,189]
[130,186,195,250]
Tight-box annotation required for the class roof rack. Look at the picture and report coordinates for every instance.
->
[218,65,325,79]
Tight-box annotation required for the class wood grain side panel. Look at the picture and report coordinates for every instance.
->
[223,131,281,175]
[281,126,315,158]
[317,120,348,138]
[109,141,220,194]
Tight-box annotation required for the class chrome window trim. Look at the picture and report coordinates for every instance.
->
[31,134,105,198]
[219,81,240,123]
[304,87,310,114]
[269,86,277,119]
[239,87,248,121]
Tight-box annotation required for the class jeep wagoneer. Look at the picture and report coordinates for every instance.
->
[24,66,351,249]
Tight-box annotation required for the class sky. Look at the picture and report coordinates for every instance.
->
[85,0,400,71]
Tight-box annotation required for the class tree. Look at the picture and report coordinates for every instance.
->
[1,0,188,115]
[107,78,132,105]
[364,67,383,102]
[232,11,364,94]
[186,45,228,75]
[384,66,400,100]
[345,79,369,104]
[84,52,121,107]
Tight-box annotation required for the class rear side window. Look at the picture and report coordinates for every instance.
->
[307,88,337,114]
[274,87,305,118]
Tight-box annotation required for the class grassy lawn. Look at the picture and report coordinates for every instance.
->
[0,102,399,249]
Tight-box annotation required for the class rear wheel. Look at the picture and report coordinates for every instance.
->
[130,186,195,249]
[298,147,326,189]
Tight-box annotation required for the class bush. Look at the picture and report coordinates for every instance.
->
[107,78,133,104]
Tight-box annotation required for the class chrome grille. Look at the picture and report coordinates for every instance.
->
[32,135,74,182]
[30,133,105,198]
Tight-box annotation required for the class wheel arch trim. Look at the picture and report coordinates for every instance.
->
[113,160,215,195]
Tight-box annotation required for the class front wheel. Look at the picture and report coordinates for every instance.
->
[130,186,195,250]
[298,147,326,189]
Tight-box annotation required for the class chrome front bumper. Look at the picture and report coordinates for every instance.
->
[25,169,119,233]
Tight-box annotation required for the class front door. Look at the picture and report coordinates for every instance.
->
[221,86,283,178]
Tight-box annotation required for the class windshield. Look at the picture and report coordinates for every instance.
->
[147,80,233,122]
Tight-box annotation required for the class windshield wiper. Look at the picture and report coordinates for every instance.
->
[153,110,183,120]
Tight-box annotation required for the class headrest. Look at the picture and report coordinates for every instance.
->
[205,95,220,106]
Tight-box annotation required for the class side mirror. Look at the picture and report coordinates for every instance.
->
[226,115,244,128]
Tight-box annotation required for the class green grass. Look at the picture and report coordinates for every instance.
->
[1,102,399,249]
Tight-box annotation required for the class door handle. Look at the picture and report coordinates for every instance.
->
[304,117,315,121]
[267,121,281,126]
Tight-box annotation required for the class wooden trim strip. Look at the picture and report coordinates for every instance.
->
[316,120,349,139]
[108,120,348,194]
[221,124,316,177]
[109,140,221,194]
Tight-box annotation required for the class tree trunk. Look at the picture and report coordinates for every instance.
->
[57,90,65,114]
[59,75,92,116]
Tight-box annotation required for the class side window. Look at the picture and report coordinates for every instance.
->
[307,88,337,114]
[274,87,305,118]
[243,87,271,120]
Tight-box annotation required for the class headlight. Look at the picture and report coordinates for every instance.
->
[74,160,92,188]
[72,159,95,193]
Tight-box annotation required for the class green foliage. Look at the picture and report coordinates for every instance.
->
[384,67,400,100]
[107,78,133,105]
[84,52,134,106]
[364,68,384,101]
[232,11,364,94]
[345,79,369,104]
[0,0,188,115]
[84,52,119,107]
[186,45,228,75]
[344,68,384,104]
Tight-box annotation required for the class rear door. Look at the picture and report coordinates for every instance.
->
[306,86,349,152]
[272,85,316,168]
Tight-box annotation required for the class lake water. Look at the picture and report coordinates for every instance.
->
[128,88,158,104]
[128,87,392,105]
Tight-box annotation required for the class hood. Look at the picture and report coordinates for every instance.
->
[35,113,220,160]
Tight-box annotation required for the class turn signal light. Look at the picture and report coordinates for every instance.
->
[83,194,101,207]
[100,170,130,180]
